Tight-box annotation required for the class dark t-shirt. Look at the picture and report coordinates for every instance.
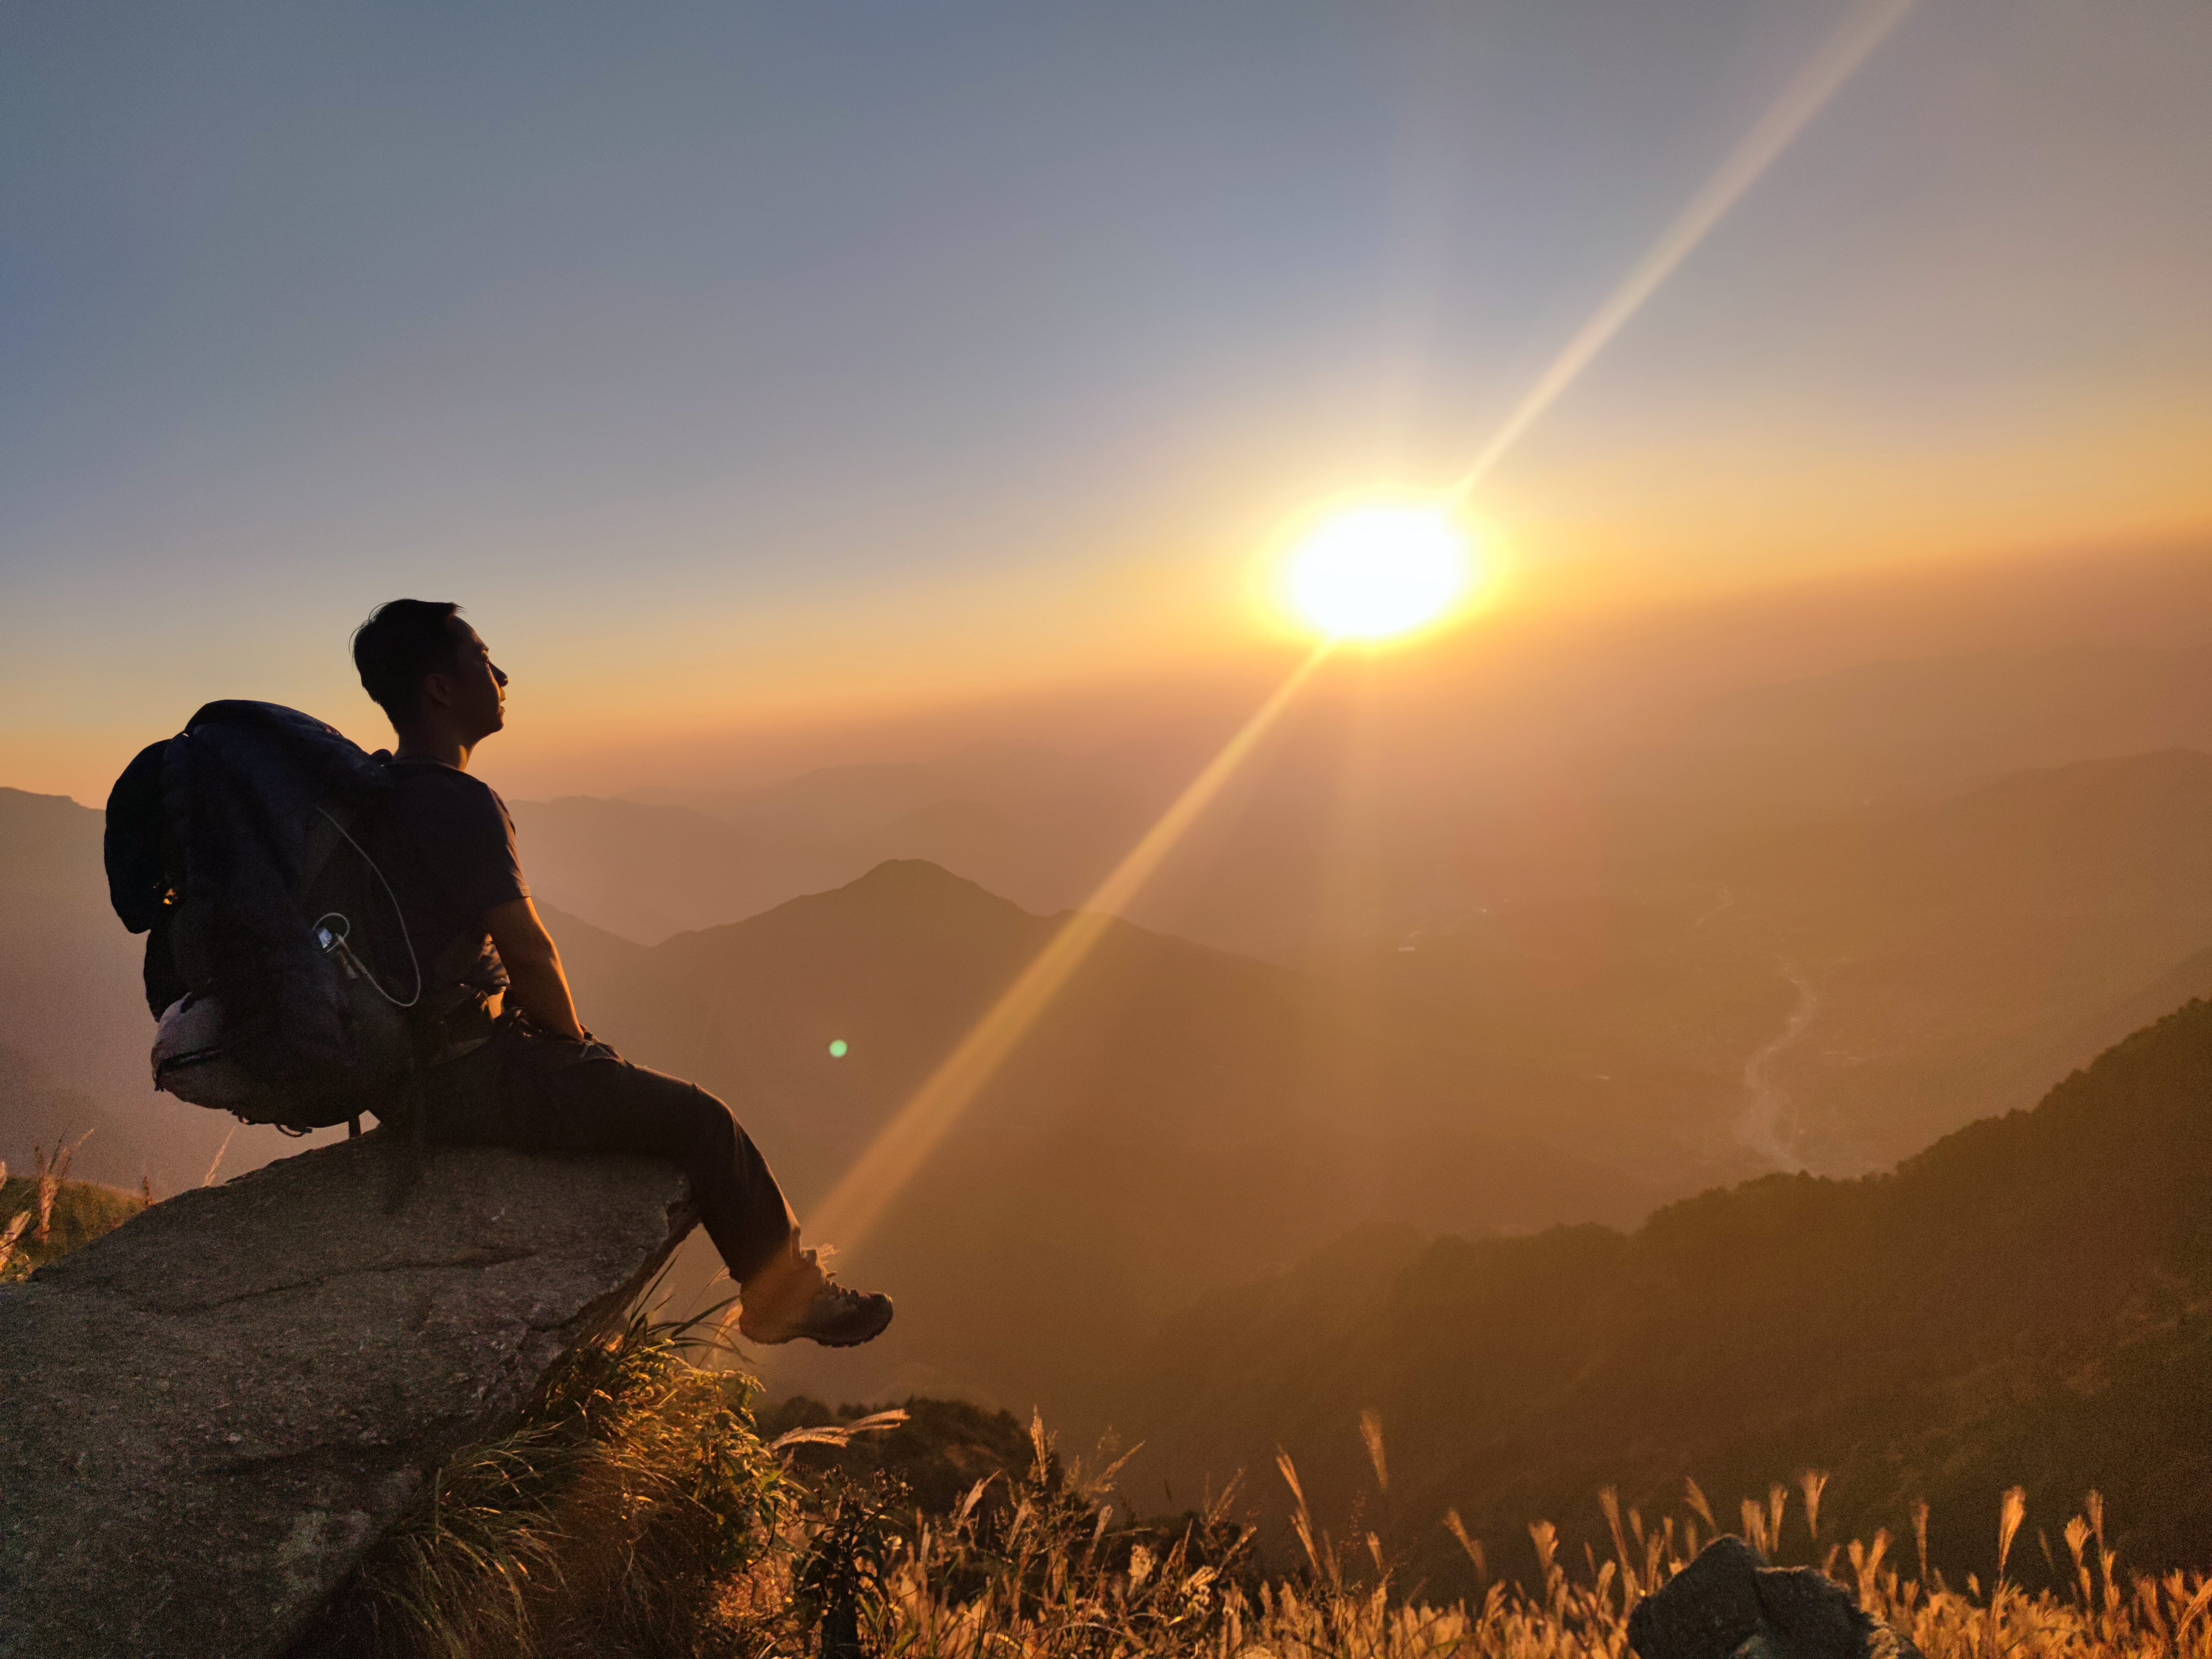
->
[372,757,530,1015]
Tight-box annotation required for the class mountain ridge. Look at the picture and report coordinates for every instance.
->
[1109,994,2212,1583]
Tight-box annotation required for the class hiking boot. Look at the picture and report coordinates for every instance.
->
[737,1249,894,1348]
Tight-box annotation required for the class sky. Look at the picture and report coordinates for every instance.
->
[3,0,2209,804]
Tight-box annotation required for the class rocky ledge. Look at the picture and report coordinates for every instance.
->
[0,1133,695,1659]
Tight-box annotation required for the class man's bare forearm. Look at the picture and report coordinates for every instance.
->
[505,957,585,1040]
[486,896,587,1040]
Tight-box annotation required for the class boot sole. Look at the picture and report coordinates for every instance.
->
[742,1298,894,1349]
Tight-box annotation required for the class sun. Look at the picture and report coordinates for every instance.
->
[1284,504,1471,641]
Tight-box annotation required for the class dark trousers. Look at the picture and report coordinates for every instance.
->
[420,1019,800,1285]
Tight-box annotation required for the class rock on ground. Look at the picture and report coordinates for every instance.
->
[0,1132,695,1659]
[1628,1538,1922,1659]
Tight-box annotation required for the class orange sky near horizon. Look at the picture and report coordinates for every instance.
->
[18,526,2208,818]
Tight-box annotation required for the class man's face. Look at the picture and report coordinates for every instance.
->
[425,619,508,741]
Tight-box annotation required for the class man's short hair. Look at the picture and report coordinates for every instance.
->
[352,599,465,724]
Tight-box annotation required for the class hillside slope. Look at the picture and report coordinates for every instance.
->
[1116,997,2212,1584]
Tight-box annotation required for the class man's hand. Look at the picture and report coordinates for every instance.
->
[486,897,587,1041]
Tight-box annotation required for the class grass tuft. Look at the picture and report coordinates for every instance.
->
[0,1170,146,1281]
[301,1299,785,1659]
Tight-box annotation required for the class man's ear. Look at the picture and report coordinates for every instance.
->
[420,671,457,713]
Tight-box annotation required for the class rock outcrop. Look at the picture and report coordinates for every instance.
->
[1628,1538,1922,1659]
[0,1132,695,1659]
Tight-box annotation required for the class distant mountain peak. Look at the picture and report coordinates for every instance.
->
[640,858,1038,962]
[823,858,1033,919]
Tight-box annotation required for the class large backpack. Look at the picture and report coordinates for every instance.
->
[104,701,424,1134]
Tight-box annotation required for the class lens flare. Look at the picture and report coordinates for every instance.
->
[794,0,1920,1276]
[805,644,1331,1256]
[1285,507,1468,641]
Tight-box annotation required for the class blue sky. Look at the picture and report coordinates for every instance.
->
[4,1,2209,800]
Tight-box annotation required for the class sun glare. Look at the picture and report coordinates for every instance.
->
[1285,506,1470,642]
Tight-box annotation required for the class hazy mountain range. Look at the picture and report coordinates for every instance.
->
[523,748,2212,1185]
[542,861,1672,1410]
[533,753,2212,1418]
[515,642,2212,956]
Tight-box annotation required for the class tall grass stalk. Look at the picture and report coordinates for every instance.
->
[826,1479,2212,1659]
[0,1170,146,1281]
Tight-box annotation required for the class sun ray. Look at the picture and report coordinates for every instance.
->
[806,644,1333,1253]
[800,0,1920,1259]
[1448,0,1917,505]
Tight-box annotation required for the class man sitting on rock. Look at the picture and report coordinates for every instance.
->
[349,598,894,1349]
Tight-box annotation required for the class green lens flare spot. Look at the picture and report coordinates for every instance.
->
[828,1039,849,1059]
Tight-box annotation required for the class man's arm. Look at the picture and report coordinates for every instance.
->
[486,897,586,1041]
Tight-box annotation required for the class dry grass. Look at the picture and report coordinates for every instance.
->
[335,1320,2212,1659]
[302,1300,788,1659]
[0,1161,147,1281]
[776,1431,2212,1659]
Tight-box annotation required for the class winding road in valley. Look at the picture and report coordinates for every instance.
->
[1735,961,1820,1172]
